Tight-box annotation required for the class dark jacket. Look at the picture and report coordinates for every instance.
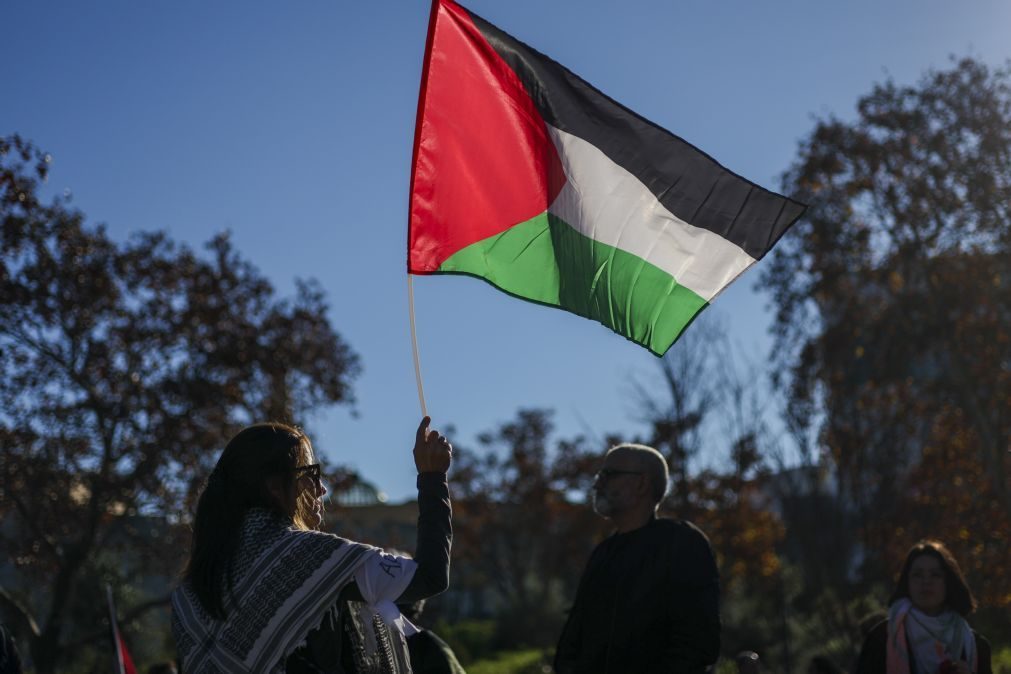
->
[0,626,23,674]
[554,517,720,674]
[407,630,467,674]
[855,619,992,674]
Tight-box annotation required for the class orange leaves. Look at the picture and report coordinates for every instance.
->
[1,134,362,667]
[760,59,1011,644]
[869,408,1011,609]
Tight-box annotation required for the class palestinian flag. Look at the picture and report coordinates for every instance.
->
[407,0,805,356]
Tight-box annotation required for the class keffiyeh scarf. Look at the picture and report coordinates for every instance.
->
[887,599,978,674]
[172,509,402,673]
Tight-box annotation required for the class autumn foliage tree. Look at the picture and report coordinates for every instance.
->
[631,317,785,591]
[0,136,361,672]
[448,409,605,649]
[762,57,1011,619]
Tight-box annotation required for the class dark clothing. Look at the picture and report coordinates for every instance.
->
[0,626,22,674]
[554,517,720,674]
[286,472,453,673]
[407,630,467,674]
[855,620,993,674]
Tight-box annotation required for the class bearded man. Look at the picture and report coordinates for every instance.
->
[554,444,721,674]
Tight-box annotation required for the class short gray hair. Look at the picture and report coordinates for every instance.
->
[606,443,669,506]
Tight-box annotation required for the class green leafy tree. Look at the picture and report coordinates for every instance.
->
[0,135,361,672]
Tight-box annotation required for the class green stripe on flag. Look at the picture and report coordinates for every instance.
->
[438,211,708,355]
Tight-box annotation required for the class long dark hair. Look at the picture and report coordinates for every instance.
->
[888,539,977,616]
[183,422,316,619]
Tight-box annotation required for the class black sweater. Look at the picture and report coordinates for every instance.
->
[554,517,721,674]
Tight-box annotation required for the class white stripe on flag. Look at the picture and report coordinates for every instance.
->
[546,125,756,301]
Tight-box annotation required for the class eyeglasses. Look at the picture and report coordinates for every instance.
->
[295,463,321,485]
[594,468,643,481]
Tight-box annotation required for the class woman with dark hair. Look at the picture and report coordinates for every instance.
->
[171,416,452,673]
[855,540,992,674]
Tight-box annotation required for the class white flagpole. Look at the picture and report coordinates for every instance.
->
[106,584,126,674]
[407,274,428,417]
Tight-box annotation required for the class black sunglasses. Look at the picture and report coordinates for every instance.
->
[594,468,643,481]
[295,463,322,483]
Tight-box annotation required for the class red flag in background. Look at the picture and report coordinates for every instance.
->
[106,585,137,674]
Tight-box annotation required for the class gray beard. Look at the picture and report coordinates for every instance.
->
[592,490,614,517]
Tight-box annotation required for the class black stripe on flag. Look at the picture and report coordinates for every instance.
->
[465,8,805,261]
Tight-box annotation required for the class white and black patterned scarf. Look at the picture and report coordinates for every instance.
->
[172,509,381,673]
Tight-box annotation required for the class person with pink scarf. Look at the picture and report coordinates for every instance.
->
[855,540,992,674]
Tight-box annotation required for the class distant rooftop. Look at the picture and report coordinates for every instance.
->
[330,478,388,507]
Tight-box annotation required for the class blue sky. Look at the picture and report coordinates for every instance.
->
[4,0,1010,501]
